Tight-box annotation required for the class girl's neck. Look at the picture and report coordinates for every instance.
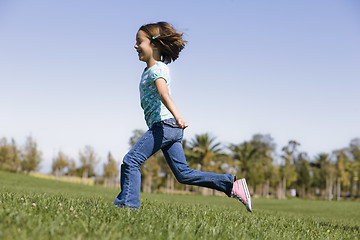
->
[146,59,158,70]
[146,55,161,70]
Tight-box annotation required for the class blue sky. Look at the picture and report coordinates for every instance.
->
[1,0,359,173]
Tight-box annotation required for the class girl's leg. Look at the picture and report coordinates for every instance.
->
[114,127,162,209]
[161,141,234,196]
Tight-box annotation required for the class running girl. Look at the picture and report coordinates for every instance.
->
[114,22,252,212]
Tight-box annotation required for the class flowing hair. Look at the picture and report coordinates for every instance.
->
[139,22,187,64]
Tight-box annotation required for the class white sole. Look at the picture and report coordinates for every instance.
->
[241,179,252,212]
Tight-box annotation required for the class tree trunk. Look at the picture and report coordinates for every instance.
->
[55,168,60,179]
[326,176,333,201]
[147,174,152,193]
[263,180,270,198]
[166,174,170,193]
[276,182,282,199]
[282,177,287,199]
[170,176,174,193]
[83,168,88,178]
[336,177,341,201]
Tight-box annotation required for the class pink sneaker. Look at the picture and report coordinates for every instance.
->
[231,178,252,212]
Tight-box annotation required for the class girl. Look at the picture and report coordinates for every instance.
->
[114,22,252,212]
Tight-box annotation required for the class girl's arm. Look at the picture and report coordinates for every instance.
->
[155,78,188,129]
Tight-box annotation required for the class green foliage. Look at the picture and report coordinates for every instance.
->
[102,152,119,188]
[281,140,299,188]
[20,136,42,173]
[0,138,21,172]
[334,149,351,189]
[296,153,311,197]
[103,152,119,179]
[1,171,359,240]
[229,141,257,178]
[79,145,99,178]
[1,133,360,200]
[188,133,222,172]
[51,151,70,177]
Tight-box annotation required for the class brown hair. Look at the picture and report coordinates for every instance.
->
[139,22,187,64]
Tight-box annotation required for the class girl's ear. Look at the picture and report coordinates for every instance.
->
[150,41,159,49]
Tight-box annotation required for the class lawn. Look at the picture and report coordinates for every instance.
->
[0,171,359,239]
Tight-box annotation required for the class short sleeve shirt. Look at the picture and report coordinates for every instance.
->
[139,61,173,128]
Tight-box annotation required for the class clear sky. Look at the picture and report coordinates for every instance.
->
[1,0,359,173]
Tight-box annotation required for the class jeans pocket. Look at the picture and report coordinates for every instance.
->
[163,118,178,127]
[162,119,181,140]
[163,126,179,140]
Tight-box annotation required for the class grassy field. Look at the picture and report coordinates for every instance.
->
[0,171,359,239]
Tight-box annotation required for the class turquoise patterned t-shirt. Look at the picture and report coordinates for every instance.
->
[139,61,173,128]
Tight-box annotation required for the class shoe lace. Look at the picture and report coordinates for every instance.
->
[232,191,245,204]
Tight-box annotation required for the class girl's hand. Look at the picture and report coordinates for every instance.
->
[176,118,189,129]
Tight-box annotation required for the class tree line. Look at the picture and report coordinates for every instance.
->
[1,133,359,200]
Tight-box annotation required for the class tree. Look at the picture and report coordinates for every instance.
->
[189,133,221,172]
[21,136,42,174]
[229,134,277,197]
[250,134,276,197]
[0,138,21,172]
[312,153,333,199]
[296,152,311,197]
[280,140,299,198]
[349,138,360,197]
[187,133,222,195]
[67,158,77,177]
[140,152,162,193]
[333,148,351,200]
[103,152,119,188]
[229,141,257,179]
[52,150,70,178]
[79,145,99,178]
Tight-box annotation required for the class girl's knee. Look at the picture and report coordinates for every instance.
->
[122,152,140,167]
[174,169,195,184]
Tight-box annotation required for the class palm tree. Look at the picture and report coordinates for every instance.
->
[187,133,222,195]
[333,148,351,200]
[229,134,276,196]
[280,140,299,198]
[188,133,221,172]
[229,141,257,179]
[312,153,334,200]
[296,152,311,197]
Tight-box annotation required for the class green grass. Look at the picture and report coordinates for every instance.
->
[0,171,359,239]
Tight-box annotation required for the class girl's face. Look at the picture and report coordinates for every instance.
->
[134,30,155,64]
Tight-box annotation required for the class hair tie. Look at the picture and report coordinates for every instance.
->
[152,34,160,40]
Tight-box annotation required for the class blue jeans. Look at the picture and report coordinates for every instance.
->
[114,118,235,209]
